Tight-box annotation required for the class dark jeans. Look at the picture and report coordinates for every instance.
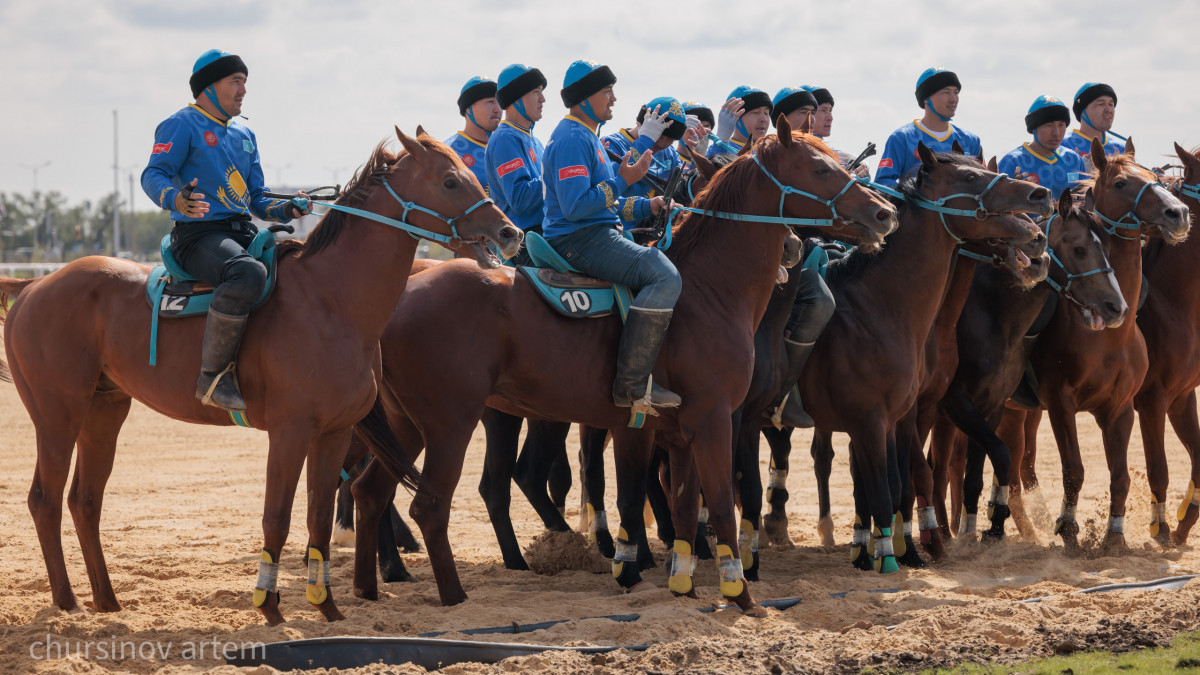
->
[787,268,835,343]
[547,223,681,310]
[170,222,267,316]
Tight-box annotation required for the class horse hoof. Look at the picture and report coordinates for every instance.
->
[726,586,767,617]
[353,586,379,602]
[315,598,346,622]
[257,594,285,626]
[382,568,417,584]
[896,548,926,569]
[763,512,794,548]
[671,586,699,599]
[503,558,531,572]
[439,590,468,607]
[624,580,657,594]
[1102,533,1128,556]
[921,531,948,561]
[875,555,899,574]
[332,524,355,547]
[851,549,873,571]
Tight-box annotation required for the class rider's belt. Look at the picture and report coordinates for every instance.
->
[173,214,256,233]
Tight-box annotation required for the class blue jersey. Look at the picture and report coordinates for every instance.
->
[601,129,681,226]
[445,132,490,196]
[141,104,292,222]
[1060,129,1125,166]
[998,143,1088,200]
[484,120,545,231]
[706,136,746,159]
[875,120,983,187]
[542,115,639,239]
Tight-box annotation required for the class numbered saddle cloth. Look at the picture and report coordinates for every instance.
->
[517,231,633,320]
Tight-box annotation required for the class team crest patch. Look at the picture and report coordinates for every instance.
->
[559,165,588,180]
[1025,173,1040,184]
[529,148,537,163]
[462,154,475,168]
[204,131,218,147]
[497,158,524,177]
[242,139,254,153]
[878,158,894,169]
[152,142,173,154]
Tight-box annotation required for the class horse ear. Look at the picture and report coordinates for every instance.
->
[691,150,718,180]
[396,126,427,160]
[1058,190,1072,220]
[986,156,998,173]
[917,141,936,172]
[416,124,429,139]
[776,114,793,147]
[737,137,753,157]
[1123,136,1135,159]
[1176,141,1200,181]
[1083,187,1096,212]
[1090,137,1108,174]
[951,139,965,155]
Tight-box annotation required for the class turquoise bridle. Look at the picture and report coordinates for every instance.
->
[1094,175,1170,241]
[310,178,494,247]
[1179,180,1200,202]
[1040,212,1114,299]
[854,171,1011,245]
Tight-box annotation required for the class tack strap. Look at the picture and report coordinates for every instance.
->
[1041,213,1114,298]
[1096,176,1170,240]
[1178,181,1200,202]
[309,180,493,247]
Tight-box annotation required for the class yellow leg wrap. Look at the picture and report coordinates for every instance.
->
[715,543,744,598]
[1179,480,1196,522]
[1151,495,1162,538]
[612,526,633,580]
[892,511,906,557]
[739,518,755,569]
[306,547,328,605]
[668,540,694,595]
[867,524,880,557]
[252,548,277,608]
[850,513,865,561]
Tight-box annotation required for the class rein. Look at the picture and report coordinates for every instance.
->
[851,173,1010,246]
[1040,212,1115,309]
[1095,177,1168,240]
[309,178,493,247]
[1176,180,1200,203]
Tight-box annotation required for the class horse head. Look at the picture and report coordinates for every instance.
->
[767,114,897,251]
[910,143,1050,249]
[389,126,523,267]
[1046,191,1128,329]
[1092,136,1190,244]
[954,156,1050,289]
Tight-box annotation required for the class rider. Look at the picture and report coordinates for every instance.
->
[484,63,547,265]
[680,100,715,160]
[1060,82,1125,168]
[446,76,501,194]
[707,86,772,159]
[601,96,687,228]
[141,49,309,412]
[876,67,982,187]
[998,96,1088,200]
[542,60,680,410]
[771,87,818,132]
[803,84,869,178]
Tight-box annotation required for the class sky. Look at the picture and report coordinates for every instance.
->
[1,0,1197,210]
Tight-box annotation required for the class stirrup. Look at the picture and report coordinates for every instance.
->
[768,391,791,430]
[631,374,661,418]
[199,362,237,407]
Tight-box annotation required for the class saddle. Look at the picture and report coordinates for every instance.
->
[516,232,634,321]
[143,226,286,367]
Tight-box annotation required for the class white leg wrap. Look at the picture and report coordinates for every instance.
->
[698,506,709,524]
[1192,489,1200,507]
[1154,500,1168,522]
[1108,514,1125,534]
[851,527,870,546]
[903,520,913,537]
[614,538,638,563]
[670,550,698,578]
[919,506,939,532]
[873,533,894,557]
[958,508,977,536]
[718,552,744,584]
[990,483,1010,506]
[767,469,787,490]
[307,557,331,588]
[1058,500,1077,522]
[739,525,760,553]
[256,561,279,594]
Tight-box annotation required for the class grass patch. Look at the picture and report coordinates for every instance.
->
[924,632,1200,674]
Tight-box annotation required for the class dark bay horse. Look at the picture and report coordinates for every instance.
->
[0,128,522,625]
[795,145,1049,573]
[350,117,898,615]
[997,138,1190,554]
[930,192,1127,541]
[1135,143,1200,544]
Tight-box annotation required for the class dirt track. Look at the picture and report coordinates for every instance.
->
[2,384,1199,674]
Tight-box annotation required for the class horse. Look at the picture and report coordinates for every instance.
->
[348,115,898,614]
[793,144,1049,572]
[929,191,1127,542]
[996,137,1190,554]
[1134,143,1200,544]
[0,127,522,625]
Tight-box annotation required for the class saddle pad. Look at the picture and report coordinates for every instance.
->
[517,266,634,319]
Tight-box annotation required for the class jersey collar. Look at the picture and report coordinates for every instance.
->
[501,119,532,135]
[456,131,488,148]
[914,119,953,142]
[1023,143,1059,164]
[189,103,229,127]
[1071,128,1108,147]
[565,114,599,136]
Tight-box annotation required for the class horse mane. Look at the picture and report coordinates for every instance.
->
[275,139,408,259]
[667,132,839,260]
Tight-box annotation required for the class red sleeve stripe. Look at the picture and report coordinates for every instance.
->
[558,165,588,180]
[497,157,525,177]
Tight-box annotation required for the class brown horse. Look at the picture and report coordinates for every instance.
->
[0,128,522,625]
[796,145,1049,572]
[998,138,1190,553]
[1135,143,1200,544]
[350,116,898,614]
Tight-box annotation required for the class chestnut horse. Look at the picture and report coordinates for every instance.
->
[1135,143,1200,544]
[930,192,1127,541]
[795,145,1049,572]
[0,128,522,625]
[350,117,898,614]
[998,138,1190,553]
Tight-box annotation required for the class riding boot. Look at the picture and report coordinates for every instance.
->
[195,308,249,412]
[768,339,815,429]
[612,307,681,410]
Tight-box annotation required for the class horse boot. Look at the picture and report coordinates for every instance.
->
[195,308,248,412]
[612,307,681,412]
[983,479,1011,541]
[768,339,816,429]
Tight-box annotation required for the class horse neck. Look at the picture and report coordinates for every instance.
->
[673,215,789,329]
[296,216,419,343]
[1106,232,1144,339]
[1147,194,1200,302]
[936,254,978,340]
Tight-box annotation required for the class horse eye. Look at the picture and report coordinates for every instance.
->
[1114,180,1126,189]
[444,179,458,189]
[965,172,977,182]
[1073,246,1086,256]
[814,167,830,175]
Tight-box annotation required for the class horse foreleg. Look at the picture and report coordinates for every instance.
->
[545,429,574,514]
[302,427,354,622]
[477,408,529,570]
[1168,390,1200,544]
[665,445,700,597]
[67,390,131,612]
[731,410,764,580]
[610,428,655,592]
[579,425,614,557]
[1096,404,1134,553]
[809,428,835,546]
[351,458,397,601]
[332,454,362,547]
[513,419,573,531]
[410,423,474,607]
[645,452,675,546]
[762,425,797,546]
[928,414,957,541]
[256,427,312,625]
[1045,401,1084,555]
[1135,387,1173,545]
[850,420,898,574]
[895,419,930,567]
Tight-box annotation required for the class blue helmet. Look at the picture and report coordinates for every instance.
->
[457,76,497,116]
[189,48,247,99]
[727,85,772,113]
[915,67,960,108]
[496,64,547,110]
[801,84,834,108]
[1025,95,1071,133]
[637,96,687,140]
[1072,82,1117,122]
[561,60,616,108]
[770,87,819,128]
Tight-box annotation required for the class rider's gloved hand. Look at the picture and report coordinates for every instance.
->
[174,178,210,218]
[686,115,710,154]
[638,105,671,144]
[716,97,744,142]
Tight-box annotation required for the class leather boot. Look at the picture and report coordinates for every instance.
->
[768,339,815,429]
[613,307,681,410]
[195,308,248,411]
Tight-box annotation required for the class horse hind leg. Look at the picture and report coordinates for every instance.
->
[1135,388,1173,546]
[807,428,835,547]
[1096,405,1134,554]
[1168,390,1200,544]
[513,419,573,532]
[67,390,132,612]
[762,425,797,547]
[477,409,530,570]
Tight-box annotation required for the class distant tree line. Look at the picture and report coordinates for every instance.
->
[0,191,172,263]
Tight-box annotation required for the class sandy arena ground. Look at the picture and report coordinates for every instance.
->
[2,383,1200,674]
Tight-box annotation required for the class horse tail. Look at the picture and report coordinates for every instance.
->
[0,277,35,383]
[352,395,424,494]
